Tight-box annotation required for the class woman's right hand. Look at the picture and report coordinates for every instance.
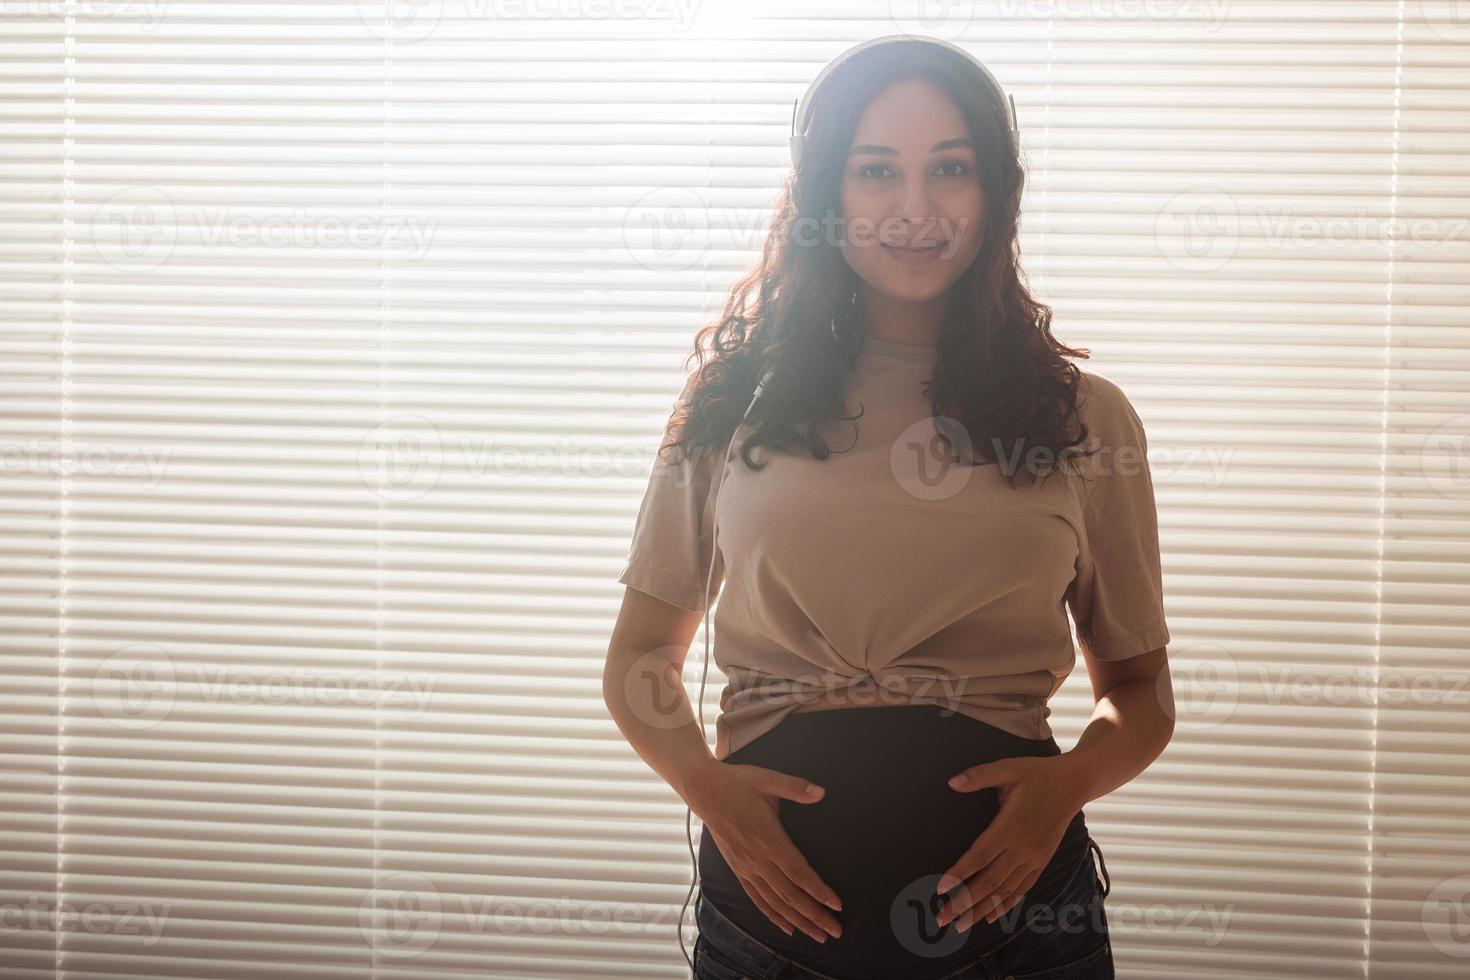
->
[685,760,844,942]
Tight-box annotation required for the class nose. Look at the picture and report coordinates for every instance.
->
[890,175,939,245]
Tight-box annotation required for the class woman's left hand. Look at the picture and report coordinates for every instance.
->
[933,754,1086,931]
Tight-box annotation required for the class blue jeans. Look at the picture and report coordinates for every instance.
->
[693,835,1113,980]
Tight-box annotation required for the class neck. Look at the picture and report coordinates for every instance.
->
[854,283,946,348]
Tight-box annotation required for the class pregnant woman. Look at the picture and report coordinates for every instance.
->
[604,35,1175,980]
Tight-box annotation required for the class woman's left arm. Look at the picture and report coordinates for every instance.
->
[1059,643,1175,807]
[933,647,1174,931]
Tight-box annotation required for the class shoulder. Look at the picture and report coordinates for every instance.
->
[1075,366,1146,446]
[1071,367,1151,500]
[1076,367,1137,425]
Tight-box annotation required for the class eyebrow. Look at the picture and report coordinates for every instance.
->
[847,137,975,157]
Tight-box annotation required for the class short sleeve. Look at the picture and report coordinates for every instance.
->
[1066,373,1171,661]
[615,376,727,613]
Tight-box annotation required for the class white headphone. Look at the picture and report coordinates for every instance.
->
[789,34,1020,173]
[678,34,1018,974]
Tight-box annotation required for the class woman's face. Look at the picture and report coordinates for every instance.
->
[837,76,987,304]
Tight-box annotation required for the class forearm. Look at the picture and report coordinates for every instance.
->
[1056,672,1175,809]
[602,650,721,807]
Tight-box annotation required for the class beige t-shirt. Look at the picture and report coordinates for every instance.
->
[617,336,1170,761]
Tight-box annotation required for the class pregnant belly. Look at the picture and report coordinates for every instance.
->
[696,703,1090,979]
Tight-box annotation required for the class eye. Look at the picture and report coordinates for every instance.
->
[857,163,893,179]
[935,159,970,177]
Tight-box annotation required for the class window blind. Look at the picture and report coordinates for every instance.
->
[0,3,1465,979]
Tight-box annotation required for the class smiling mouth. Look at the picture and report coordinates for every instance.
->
[884,242,946,251]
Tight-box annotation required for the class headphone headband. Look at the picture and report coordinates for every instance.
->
[789,34,1019,172]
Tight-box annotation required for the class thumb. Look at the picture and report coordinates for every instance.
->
[760,770,826,803]
[948,758,1014,792]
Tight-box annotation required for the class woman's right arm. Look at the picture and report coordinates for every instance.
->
[602,584,844,942]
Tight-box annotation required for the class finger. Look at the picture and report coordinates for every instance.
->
[948,758,1015,792]
[768,837,843,915]
[966,863,1036,930]
[764,860,841,941]
[759,769,826,804]
[748,872,821,941]
[977,866,1043,929]
[736,873,795,937]
[936,826,1007,896]
[756,873,828,943]
[938,851,1018,927]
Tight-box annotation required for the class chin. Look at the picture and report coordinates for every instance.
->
[871,277,956,304]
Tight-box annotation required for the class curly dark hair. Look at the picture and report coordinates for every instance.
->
[659,39,1095,489]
